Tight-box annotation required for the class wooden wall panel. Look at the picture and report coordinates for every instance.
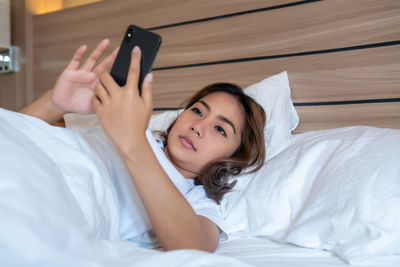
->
[154,0,400,67]
[150,45,400,107]
[33,0,400,69]
[33,0,297,31]
[32,0,299,94]
[32,0,400,99]
[33,0,297,50]
[294,102,400,132]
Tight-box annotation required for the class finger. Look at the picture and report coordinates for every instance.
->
[81,39,110,71]
[99,72,120,97]
[93,46,119,77]
[94,81,110,104]
[92,94,102,111]
[64,70,96,84]
[66,44,87,70]
[142,73,154,111]
[125,46,141,94]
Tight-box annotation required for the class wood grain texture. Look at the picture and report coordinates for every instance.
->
[32,0,298,94]
[294,102,400,132]
[153,0,400,67]
[33,0,297,31]
[32,0,400,70]
[33,0,298,50]
[148,45,400,108]
[32,0,400,100]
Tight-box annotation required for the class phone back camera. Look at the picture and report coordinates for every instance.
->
[125,28,135,42]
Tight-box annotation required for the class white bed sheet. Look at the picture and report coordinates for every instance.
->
[2,107,399,267]
[0,108,252,267]
[216,237,400,267]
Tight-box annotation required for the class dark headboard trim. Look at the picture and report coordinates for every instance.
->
[294,98,400,107]
[148,0,322,31]
[154,98,400,112]
[153,107,182,111]
[153,40,400,71]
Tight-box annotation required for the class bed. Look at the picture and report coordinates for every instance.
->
[1,0,399,266]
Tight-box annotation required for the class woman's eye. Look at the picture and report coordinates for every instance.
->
[191,107,202,117]
[216,126,226,137]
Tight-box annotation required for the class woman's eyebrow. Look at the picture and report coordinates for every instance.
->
[198,100,237,135]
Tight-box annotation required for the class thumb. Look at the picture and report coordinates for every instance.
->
[142,73,154,112]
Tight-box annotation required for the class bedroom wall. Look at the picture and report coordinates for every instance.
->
[22,0,400,130]
[0,0,33,111]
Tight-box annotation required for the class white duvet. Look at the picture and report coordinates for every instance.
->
[0,108,250,267]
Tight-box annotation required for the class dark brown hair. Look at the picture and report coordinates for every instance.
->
[161,83,266,203]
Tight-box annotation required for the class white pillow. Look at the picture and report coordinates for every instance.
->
[244,71,298,159]
[220,126,400,263]
[65,71,299,161]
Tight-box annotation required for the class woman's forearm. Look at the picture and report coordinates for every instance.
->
[19,90,66,124]
[119,138,213,251]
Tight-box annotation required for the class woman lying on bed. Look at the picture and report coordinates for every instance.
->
[19,39,266,252]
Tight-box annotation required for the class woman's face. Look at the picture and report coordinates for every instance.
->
[164,92,244,178]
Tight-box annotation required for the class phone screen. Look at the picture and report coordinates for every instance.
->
[110,25,162,94]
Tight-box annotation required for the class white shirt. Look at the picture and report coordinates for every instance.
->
[77,125,227,248]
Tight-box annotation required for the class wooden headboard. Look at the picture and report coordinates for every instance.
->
[32,0,400,132]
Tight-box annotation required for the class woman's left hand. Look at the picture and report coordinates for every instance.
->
[92,46,154,152]
[52,39,118,114]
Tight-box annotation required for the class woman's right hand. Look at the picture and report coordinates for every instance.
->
[51,39,118,114]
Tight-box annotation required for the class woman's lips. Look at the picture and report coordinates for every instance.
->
[179,136,197,151]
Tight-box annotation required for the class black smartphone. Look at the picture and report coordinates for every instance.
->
[110,25,162,94]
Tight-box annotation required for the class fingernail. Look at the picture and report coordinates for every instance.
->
[133,46,140,54]
[145,73,153,82]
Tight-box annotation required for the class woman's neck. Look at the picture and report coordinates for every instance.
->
[163,147,197,179]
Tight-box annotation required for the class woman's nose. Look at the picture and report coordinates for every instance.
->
[190,124,201,137]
